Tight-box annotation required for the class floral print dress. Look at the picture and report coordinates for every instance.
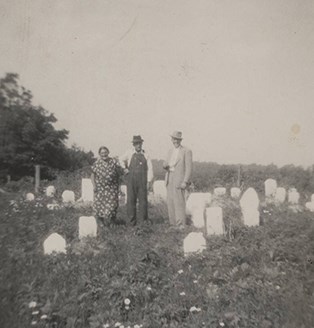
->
[91,157,123,222]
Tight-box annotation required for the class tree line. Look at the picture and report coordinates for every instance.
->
[0,73,94,182]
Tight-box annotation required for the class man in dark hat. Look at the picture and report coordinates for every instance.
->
[120,136,153,225]
[163,131,193,229]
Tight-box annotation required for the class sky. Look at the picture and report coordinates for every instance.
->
[0,0,313,167]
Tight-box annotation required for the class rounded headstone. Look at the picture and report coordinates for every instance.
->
[46,186,56,197]
[288,189,300,204]
[240,188,260,226]
[264,179,277,198]
[62,190,75,203]
[26,193,35,201]
[214,187,226,196]
[230,187,241,199]
[81,178,94,202]
[79,216,97,239]
[44,233,66,254]
[274,187,286,203]
[205,207,224,235]
[184,232,206,256]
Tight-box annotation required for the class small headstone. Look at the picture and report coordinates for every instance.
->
[274,187,286,203]
[79,216,97,239]
[43,233,66,254]
[184,232,206,256]
[205,207,224,235]
[240,188,260,226]
[186,193,211,215]
[230,187,241,199]
[26,193,35,201]
[264,179,277,198]
[153,180,167,200]
[305,202,314,212]
[191,208,205,228]
[214,187,226,196]
[81,178,94,202]
[46,186,56,197]
[62,190,75,203]
[288,189,300,204]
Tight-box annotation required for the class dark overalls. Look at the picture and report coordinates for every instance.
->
[127,152,148,225]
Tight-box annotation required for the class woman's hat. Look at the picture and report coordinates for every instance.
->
[170,131,183,140]
[132,135,144,143]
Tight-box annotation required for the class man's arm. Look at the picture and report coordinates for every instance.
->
[119,150,130,172]
[146,154,154,183]
[183,148,193,183]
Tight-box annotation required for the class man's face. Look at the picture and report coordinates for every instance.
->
[172,137,181,148]
[133,142,143,152]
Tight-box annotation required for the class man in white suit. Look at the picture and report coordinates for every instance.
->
[163,131,193,229]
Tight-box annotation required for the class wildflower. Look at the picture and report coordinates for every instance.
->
[40,315,48,320]
[115,322,122,327]
[103,324,110,328]
[134,325,140,328]
[219,322,225,327]
[276,285,281,290]
[146,286,152,291]
[179,292,186,296]
[29,301,37,308]
[32,311,39,315]
[189,306,201,312]
[193,280,198,284]
[120,325,125,328]
[125,305,130,310]
[178,269,184,274]
[124,298,131,305]
[31,321,37,325]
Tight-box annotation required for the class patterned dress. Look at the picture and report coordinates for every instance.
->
[91,157,123,222]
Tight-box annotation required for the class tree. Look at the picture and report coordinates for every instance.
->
[0,73,94,180]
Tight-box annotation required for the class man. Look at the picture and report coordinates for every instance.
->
[120,135,153,225]
[163,131,192,229]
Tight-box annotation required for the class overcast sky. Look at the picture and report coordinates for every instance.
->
[1,0,313,167]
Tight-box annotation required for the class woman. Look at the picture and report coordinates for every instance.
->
[91,146,124,226]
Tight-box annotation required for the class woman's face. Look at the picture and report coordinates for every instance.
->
[99,148,109,159]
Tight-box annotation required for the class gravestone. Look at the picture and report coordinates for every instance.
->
[186,193,211,215]
[230,187,241,199]
[46,186,56,197]
[26,193,35,201]
[265,179,277,198]
[44,233,66,254]
[274,187,286,203]
[240,188,260,226]
[288,188,300,204]
[214,187,226,196]
[183,232,206,256]
[205,207,224,235]
[191,208,205,228]
[79,216,97,239]
[62,190,75,203]
[305,202,314,212]
[81,178,94,202]
[153,180,167,200]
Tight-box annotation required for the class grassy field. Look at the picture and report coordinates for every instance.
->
[1,187,314,328]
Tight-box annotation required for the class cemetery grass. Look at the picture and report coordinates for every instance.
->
[1,193,314,328]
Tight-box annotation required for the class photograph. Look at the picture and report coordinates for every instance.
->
[0,1,314,327]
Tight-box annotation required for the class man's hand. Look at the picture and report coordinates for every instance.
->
[163,163,169,170]
[179,182,187,190]
[124,168,129,175]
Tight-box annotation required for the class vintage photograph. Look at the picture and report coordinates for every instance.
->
[0,1,313,327]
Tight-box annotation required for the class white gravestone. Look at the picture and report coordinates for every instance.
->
[305,202,314,212]
[230,187,241,199]
[214,187,226,197]
[265,179,277,198]
[46,186,56,197]
[205,207,224,235]
[288,189,300,204]
[191,208,205,228]
[186,193,211,216]
[274,187,286,203]
[153,180,167,200]
[62,190,75,203]
[79,216,97,239]
[44,233,66,254]
[184,232,206,256]
[26,193,35,201]
[81,178,94,202]
[240,188,260,226]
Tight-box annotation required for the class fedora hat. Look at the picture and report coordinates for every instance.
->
[132,135,144,144]
[170,131,183,140]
